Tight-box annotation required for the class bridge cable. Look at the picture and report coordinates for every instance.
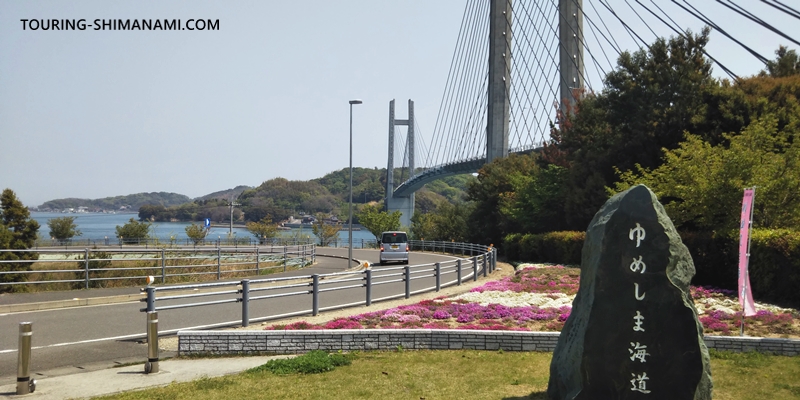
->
[446,0,489,164]
[506,0,538,150]
[671,0,769,65]
[454,0,489,164]
[597,0,651,50]
[428,0,478,169]
[577,1,619,70]
[512,0,561,147]
[760,0,800,21]
[588,0,624,55]
[637,0,739,80]
[716,0,800,47]
[623,0,659,40]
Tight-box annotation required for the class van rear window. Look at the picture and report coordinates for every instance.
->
[381,233,407,243]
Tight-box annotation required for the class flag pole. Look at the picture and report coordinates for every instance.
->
[740,187,756,337]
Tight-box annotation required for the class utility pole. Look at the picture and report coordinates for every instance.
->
[229,200,240,236]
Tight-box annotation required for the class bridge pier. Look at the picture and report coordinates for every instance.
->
[387,195,414,228]
[386,99,415,227]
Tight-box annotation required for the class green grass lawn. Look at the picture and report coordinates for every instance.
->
[95,349,800,400]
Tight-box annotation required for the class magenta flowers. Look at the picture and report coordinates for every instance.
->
[264,264,798,337]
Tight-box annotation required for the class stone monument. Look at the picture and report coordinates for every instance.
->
[547,184,712,399]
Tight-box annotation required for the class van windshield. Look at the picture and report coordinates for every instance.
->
[381,232,407,244]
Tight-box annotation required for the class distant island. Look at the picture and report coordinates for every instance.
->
[36,186,251,213]
[33,168,474,226]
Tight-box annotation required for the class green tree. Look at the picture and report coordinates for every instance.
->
[430,201,474,242]
[312,215,340,247]
[555,28,740,230]
[0,188,40,289]
[499,164,569,234]
[410,212,437,240]
[466,153,538,246]
[184,223,208,245]
[762,45,800,78]
[47,216,82,244]
[246,217,279,244]
[115,218,151,244]
[355,204,401,239]
[614,115,800,231]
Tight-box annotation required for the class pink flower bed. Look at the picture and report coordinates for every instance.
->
[265,265,799,336]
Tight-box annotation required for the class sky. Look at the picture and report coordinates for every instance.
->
[1,1,797,207]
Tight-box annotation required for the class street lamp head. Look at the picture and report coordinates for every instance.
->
[349,99,363,105]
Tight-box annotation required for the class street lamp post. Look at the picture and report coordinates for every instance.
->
[348,99,362,268]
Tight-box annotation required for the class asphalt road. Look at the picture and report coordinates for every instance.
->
[0,248,481,383]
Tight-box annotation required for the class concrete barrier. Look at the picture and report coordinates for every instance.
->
[177,329,800,357]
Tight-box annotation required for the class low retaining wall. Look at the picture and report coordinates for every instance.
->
[178,329,800,357]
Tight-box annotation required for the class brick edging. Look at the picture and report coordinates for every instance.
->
[177,329,800,357]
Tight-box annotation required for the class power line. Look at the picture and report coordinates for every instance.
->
[760,0,800,21]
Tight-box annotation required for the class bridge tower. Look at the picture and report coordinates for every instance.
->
[487,0,584,160]
[486,0,512,164]
[385,99,415,228]
[559,0,584,113]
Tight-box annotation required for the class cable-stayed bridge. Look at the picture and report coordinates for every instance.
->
[384,0,799,226]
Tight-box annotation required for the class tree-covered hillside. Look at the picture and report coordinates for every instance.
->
[194,185,252,202]
[39,192,191,211]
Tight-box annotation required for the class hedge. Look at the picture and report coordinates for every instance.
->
[503,229,800,308]
[503,231,584,266]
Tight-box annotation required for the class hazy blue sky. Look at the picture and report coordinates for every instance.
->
[1,1,796,207]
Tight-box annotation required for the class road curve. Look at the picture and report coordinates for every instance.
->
[0,248,481,381]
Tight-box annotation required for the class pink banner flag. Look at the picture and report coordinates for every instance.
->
[738,188,756,317]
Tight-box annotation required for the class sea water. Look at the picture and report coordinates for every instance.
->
[31,212,376,241]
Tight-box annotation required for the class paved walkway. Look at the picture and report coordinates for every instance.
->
[0,355,290,399]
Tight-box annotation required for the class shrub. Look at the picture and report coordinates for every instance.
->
[248,350,354,375]
[502,231,584,265]
[505,228,800,307]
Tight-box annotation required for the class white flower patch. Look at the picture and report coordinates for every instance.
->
[451,290,575,308]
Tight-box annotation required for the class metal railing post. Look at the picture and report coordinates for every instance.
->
[144,311,159,374]
[217,247,222,280]
[312,274,320,316]
[241,279,250,327]
[457,259,462,286]
[404,266,411,299]
[483,255,488,277]
[283,246,287,272]
[84,248,90,289]
[145,286,156,312]
[493,249,497,272]
[365,269,372,306]
[435,262,441,292]
[17,322,35,395]
[256,247,260,275]
[472,257,478,282]
[161,249,166,283]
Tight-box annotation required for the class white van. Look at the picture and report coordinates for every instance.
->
[378,231,409,265]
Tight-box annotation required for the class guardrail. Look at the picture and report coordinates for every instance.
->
[31,237,380,249]
[0,245,316,290]
[140,241,497,328]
